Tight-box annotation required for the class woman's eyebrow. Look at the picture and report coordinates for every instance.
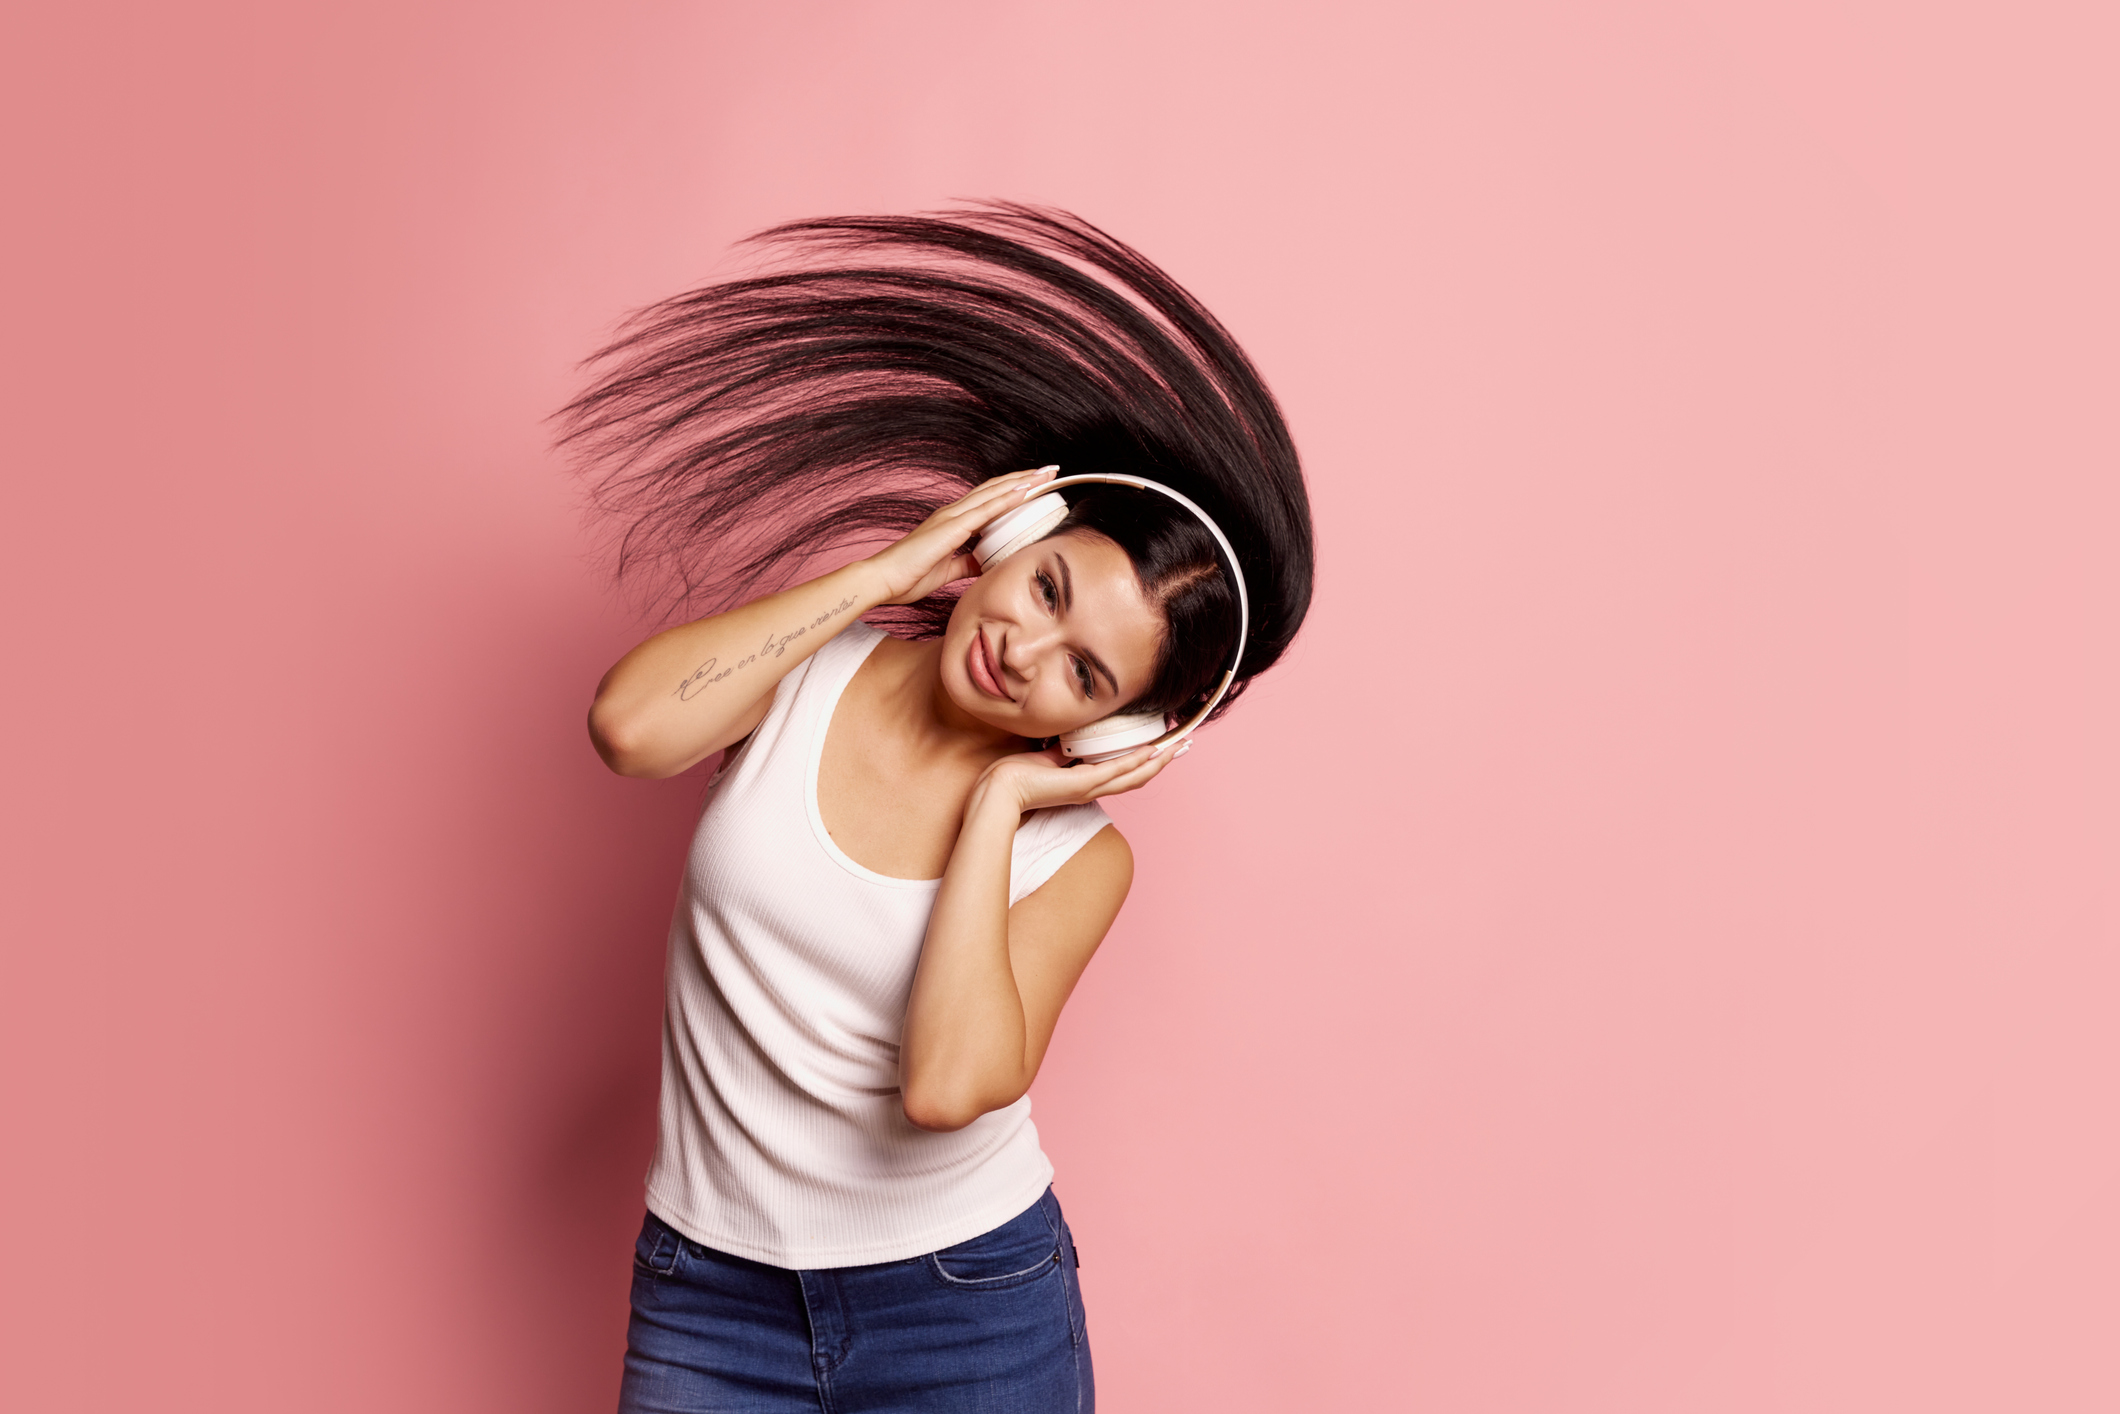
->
[1051,554,1122,695]
[1077,647,1121,698]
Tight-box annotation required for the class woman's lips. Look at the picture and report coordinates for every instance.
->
[967,630,1009,701]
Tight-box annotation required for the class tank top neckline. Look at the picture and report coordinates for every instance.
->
[803,625,946,890]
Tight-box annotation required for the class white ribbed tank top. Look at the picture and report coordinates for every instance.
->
[644,622,1113,1268]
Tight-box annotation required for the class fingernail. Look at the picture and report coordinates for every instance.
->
[1174,742,1191,758]
[1036,464,1059,475]
[1149,741,1166,756]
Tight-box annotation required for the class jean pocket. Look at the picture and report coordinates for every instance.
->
[927,1200,1062,1290]
[632,1212,683,1276]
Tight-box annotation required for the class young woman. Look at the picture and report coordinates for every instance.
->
[564,206,1313,1413]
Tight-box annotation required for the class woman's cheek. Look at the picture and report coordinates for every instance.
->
[1037,684,1072,732]
[1034,691,1098,739]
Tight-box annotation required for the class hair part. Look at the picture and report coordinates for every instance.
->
[1043,487,1240,720]
[556,202,1313,726]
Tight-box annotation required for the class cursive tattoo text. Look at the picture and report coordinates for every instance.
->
[673,596,857,701]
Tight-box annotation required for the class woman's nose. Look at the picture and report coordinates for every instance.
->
[1000,622,1061,676]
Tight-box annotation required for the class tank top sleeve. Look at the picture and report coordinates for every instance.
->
[1008,803,1114,904]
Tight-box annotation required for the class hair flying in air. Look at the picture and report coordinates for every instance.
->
[556,202,1313,724]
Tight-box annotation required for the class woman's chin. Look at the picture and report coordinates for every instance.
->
[939,674,1021,737]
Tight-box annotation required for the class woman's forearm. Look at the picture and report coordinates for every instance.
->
[588,560,885,777]
[900,783,1033,1130]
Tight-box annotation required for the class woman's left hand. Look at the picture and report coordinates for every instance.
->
[977,740,1186,815]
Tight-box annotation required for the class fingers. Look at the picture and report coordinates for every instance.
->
[1077,738,1187,800]
[871,469,1062,605]
[1012,743,1145,800]
[959,467,1057,518]
[996,733,1197,811]
[937,467,1059,526]
[1085,759,1167,799]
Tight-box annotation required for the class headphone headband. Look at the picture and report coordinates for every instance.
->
[972,471,1250,749]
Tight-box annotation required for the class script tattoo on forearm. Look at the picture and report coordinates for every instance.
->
[673,596,857,701]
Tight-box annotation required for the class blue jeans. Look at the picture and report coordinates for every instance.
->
[617,1188,1094,1413]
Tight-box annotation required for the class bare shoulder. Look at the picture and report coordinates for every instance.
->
[1027,821,1134,913]
[1005,821,1134,979]
[1072,821,1133,879]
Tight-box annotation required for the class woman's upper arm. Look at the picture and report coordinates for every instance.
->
[1005,824,1134,1073]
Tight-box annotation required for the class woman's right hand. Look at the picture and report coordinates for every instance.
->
[588,467,1059,779]
[863,467,1059,605]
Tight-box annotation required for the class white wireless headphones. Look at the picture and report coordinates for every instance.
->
[970,467,1250,763]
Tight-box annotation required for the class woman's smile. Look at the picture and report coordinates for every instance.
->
[967,628,1011,701]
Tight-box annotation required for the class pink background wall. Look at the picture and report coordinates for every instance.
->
[4,3,2115,1410]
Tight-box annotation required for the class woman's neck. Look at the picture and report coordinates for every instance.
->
[870,636,1025,761]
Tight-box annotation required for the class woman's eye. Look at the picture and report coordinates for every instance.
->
[1035,571,1058,609]
[1072,657,1095,699]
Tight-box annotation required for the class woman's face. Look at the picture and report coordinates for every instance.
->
[941,529,1166,739]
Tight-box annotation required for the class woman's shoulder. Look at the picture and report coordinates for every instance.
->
[1018,797,1112,839]
[1008,802,1120,904]
[1046,812,1128,870]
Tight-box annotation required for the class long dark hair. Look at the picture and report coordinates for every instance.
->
[556,203,1312,723]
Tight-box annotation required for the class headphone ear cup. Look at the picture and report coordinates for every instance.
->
[1059,711,1168,762]
[973,492,1071,571]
